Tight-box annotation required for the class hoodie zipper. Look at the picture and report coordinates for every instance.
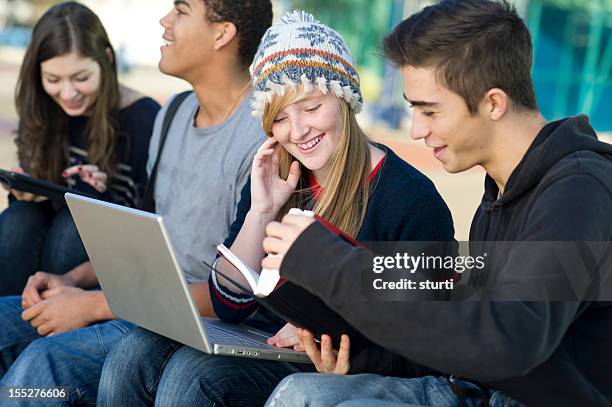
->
[482,210,492,242]
[475,206,496,287]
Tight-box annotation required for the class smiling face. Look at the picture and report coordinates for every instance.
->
[159,0,218,79]
[269,90,345,181]
[401,65,494,173]
[40,51,101,116]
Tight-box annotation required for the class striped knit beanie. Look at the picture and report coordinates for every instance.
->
[250,10,362,116]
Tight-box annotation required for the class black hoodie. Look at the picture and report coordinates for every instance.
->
[279,116,612,406]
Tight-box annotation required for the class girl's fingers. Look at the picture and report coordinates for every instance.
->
[33,194,48,203]
[62,164,99,178]
[63,165,108,193]
[94,171,107,182]
[256,137,278,153]
[255,149,275,160]
[285,160,301,190]
[68,169,108,193]
[271,143,281,163]
[93,181,107,193]
[270,145,282,175]
[272,334,299,348]
[253,149,276,168]
[84,171,107,183]
[11,190,46,202]
[83,176,107,192]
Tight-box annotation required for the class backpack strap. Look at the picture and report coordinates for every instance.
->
[142,90,192,212]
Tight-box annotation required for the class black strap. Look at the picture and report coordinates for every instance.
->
[447,376,490,407]
[141,90,192,212]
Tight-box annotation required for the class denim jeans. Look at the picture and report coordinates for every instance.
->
[0,296,133,406]
[265,373,525,407]
[0,200,88,295]
[98,327,314,406]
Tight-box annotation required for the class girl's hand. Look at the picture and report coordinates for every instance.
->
[6,167,48,202]
[62,164,108,193]
[10,190,48,202]
[250,138,300,216]
[267,323,305,351]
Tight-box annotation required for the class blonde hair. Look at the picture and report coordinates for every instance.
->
[262,89,373,238]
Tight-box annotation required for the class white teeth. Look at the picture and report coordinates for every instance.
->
[162,39,175,47]
[297,135,323,150]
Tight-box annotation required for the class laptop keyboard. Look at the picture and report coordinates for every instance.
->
[204,322,270,347]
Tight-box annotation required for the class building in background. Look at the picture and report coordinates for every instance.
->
[1,0,610,131]
[285,0,611,132]
[528,0,611,131]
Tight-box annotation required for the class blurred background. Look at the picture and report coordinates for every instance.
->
[0,0,610,239]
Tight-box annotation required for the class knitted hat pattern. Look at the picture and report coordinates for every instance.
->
[251,10,362,116]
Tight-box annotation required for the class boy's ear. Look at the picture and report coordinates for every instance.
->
[482,88,509,121]
[214,22,238,50]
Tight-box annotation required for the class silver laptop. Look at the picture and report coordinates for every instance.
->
[65,193,311,364]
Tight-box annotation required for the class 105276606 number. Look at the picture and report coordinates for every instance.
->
[0,387,70,401]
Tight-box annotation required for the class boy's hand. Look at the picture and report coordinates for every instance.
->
[21,272,76,310]
[262,213,315,270]
[299,328,350,374]
[21,287,101,336]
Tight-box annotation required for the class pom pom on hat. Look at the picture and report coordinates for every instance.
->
[280,10,319,24]
[251,10,363,116]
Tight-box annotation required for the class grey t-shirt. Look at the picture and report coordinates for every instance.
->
[147,91,264,282]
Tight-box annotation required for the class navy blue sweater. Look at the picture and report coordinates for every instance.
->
[67,97,160,207]
[209,145,455,325]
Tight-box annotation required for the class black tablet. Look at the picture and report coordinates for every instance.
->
[0,169,97,202]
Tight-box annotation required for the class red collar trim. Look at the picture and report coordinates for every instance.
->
[368,154,385,181]
[307,154,386,199]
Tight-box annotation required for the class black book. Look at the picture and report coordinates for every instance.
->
[207,242,372,352]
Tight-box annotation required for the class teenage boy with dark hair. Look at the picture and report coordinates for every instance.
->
[0,0,272,404]
[260,0,612,406]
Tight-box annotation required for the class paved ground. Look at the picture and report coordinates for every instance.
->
[0,51,487,241]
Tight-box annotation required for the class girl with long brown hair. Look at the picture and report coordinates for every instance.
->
[0,1,160,295]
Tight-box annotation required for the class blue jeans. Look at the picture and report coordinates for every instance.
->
[0,200,88,295]
[98,327,314,406]
[265,373,524,407]
[0,296,133,405]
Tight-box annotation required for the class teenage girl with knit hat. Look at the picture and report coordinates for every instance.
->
[98,11,455,406]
